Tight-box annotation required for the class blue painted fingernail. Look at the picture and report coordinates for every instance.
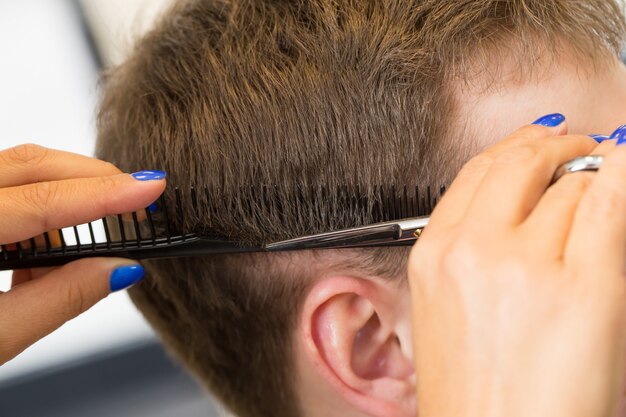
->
[589,134,609,143]
[532,113,566,127]
[148,202,158,213]
[131,170,166,181]
[110,265,145,292]
[610,124,626,146]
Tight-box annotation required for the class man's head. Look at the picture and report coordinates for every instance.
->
[96,1,626,416]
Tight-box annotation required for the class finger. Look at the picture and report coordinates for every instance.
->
[0,171,166,244]
[0,258,145,364]
[522,139,616,258]
[11,267,56,288]
[0,144,122,188]
[565,144,626,272]
[462,133,596,230]
[428,120,568,232]
[10,269,31,288]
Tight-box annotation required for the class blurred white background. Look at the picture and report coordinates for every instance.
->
[0,0,170,382]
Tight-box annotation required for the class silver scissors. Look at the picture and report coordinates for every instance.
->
[267,155,604,251]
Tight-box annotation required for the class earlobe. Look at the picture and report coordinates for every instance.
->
[300,275,416,417]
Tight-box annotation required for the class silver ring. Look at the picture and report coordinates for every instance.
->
[552,155,603,183]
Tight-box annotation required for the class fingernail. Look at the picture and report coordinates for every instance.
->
[589,134,610,143]
[610,124,626,145]
[110,264,145,292]
[131,170,166,181]
[532,113,566,127]
[148,202,158,213]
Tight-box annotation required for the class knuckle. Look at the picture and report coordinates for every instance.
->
[63,279,87,317]
[5,143,49,166]
[579,186,626,219]
[101,161,122,175]
[20,182,59,216]
[97,174,119,190]
[410,230,450,281]
[493,144,540,166]
[440,237,481,278]
[459,153,494,176]
[551,172,594,196]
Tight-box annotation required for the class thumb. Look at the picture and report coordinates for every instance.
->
[0,258,144,364]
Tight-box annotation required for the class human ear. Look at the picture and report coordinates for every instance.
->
[300,275,416,417]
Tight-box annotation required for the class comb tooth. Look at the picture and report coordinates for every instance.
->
[160,193,172,243]
[307,184,314,229]
[43,232,52,254]
[117,214,126,248]
[352,184,359,224]
[395,185,401,219]
[440,184,447,198]
[402,185,408,218]
[321,184,329,230]
[274,185,285,228]
[335,185,341,226]
[388,185,395,222]
[262,185,269,223]
[16,241,23,260]
[348,184,356,224]
[344,184,351,225]
[295,184,304,231]
[191,186,198,212]
[415,186,420,217]
[379,185,386,222]
[427,186,433,214]
[102,217,112,249]
[1,244,8,261]
[302,184,309,229]
[247,185,257,226]
[145,208,157,244]
[29,237,37,256]
[73,226,81,253]
[376,185,385,223]
[132,211,142,247]
[395,185,401,220]
[203,185,212,227]
[353,185,360,224]
[338,185,344,219]
[315,185,322,229]
[59,230,67,255]
[388,185,395,221]
[175,187,185,241]
[337,185,343,226]
[87,221,96,251]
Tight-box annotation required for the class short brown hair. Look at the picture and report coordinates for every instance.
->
[96,1,625,416]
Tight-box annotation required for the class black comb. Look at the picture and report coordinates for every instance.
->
[0,154,606,271]
[0,184,442,271]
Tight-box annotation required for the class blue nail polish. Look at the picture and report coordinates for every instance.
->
[532,113,566,127]
[610,124,626,146]
[148,202,158,213]
[131,170,166,181]
[110,265,145,292]
[589,134,610,143]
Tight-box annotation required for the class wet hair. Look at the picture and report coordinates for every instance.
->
[96,1,625,416]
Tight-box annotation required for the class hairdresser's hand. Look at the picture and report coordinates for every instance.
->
[409,116,626,417]
[0,144,166,365]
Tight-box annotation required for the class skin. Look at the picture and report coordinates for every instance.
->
[2,55,626,416]
[0,144,165,365]
[296,55,626,417]
[411,126,626,417]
